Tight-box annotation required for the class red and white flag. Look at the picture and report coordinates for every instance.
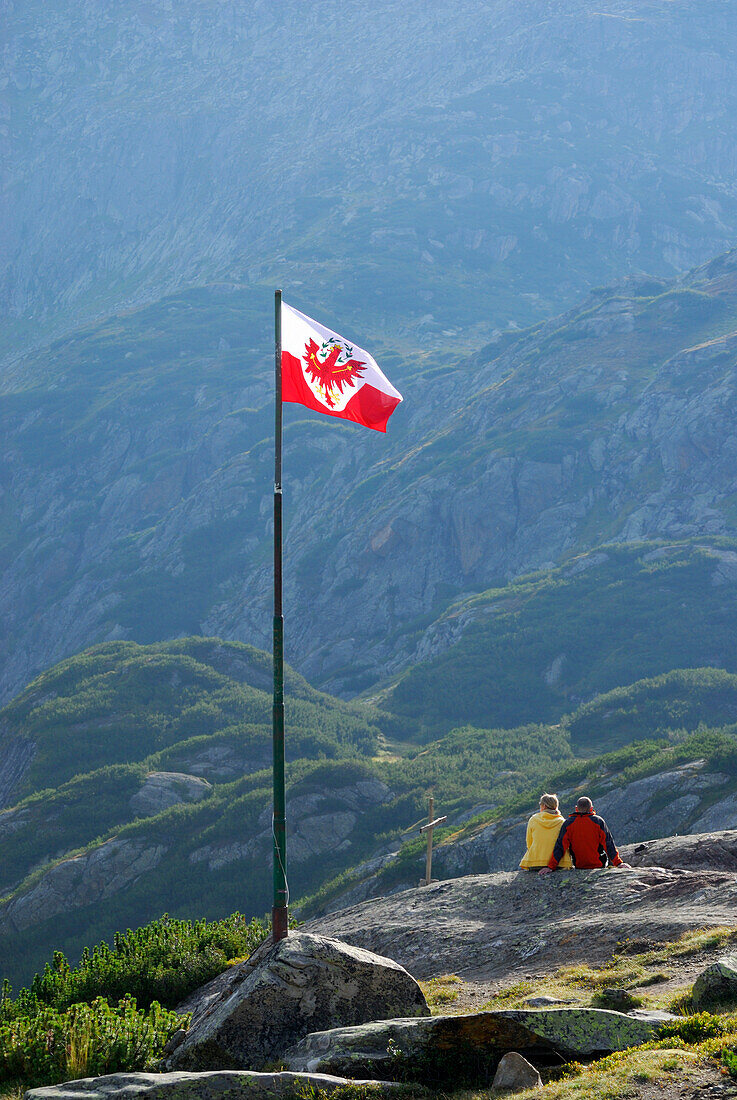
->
[281,302,402,432]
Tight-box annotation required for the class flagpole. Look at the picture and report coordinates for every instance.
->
[272,288,288,941]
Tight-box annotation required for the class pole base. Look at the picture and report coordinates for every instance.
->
[272,905,289,942]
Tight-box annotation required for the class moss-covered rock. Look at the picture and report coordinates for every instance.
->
[283,1007,662,1082]
[692,955,737,1010]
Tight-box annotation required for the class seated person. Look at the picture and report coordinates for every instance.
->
[519,793,573,870]
[539,796,630,875]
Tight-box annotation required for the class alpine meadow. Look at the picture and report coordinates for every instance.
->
[6,2,737,1097]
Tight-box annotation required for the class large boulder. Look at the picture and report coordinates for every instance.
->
[692,955,737,1010]
[25,1070,401,1100]
[164,932,429,1072]
[282,1008,662,1081]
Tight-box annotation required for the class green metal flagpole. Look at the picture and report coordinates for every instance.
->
[272,288,288,941]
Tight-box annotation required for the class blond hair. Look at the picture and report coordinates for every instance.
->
[539,793,559,812]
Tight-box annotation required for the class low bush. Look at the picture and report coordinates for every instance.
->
[1,912,268,1018]
[0,996,182,1087]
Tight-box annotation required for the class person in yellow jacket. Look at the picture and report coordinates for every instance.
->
[519,793,573,870]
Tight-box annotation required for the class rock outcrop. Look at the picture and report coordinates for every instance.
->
[306,862,737,980]
[25,1070,400,1100]
[623,831,737,872]
[129,772,211,817]
[187,779,392,874]
[0,736,35,809]
[164,932,429,1072]
[0,838,166,934]
[282,1008,662,1079]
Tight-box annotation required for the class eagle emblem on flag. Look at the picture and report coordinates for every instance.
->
[281,300,402,431]
[302,338,367,408]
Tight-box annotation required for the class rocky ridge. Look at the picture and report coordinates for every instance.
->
[0,774,393,938]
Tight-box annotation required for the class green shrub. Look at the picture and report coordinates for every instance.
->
[0,996,182,1086]
[1,912,268,1018]
[657,1011,732,1044]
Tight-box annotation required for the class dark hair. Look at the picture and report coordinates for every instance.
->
[575,796,593,812]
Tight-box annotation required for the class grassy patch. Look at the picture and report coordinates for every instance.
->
[556,958,649,990]
[510,1048,708,1099]
[640,926,737,963]
[480,927,737,1014]
[419,974,462,1010]
[481,980,537,1009]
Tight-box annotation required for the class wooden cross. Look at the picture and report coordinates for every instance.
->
[419,794,447,887]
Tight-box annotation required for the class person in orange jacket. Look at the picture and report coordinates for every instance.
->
[539,796,631,875]
[519,793,573,870]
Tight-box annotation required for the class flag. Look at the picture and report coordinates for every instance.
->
[281,302,403,432]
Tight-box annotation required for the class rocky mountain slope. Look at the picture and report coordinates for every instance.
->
[379,541,737,736]
[6,252,737,706]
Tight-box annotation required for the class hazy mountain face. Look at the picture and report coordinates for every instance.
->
[5,0,737,354]
[6,1,737,705]
[4,252,737,705]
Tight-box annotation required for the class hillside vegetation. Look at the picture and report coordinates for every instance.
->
[4,636,737,987]
[380,539,737,737]
[1,637,395,801]
[0,911,269,1088]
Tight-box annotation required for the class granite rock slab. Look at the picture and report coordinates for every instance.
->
[25,1070,401,1100]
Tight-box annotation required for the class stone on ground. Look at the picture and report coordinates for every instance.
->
[692,954,737,1009]
[163,931,429,1071]
[25,1070,401,1100]
[283,1007,662,1080]
[492,1051,543,1092]
[595,988,640,1011]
